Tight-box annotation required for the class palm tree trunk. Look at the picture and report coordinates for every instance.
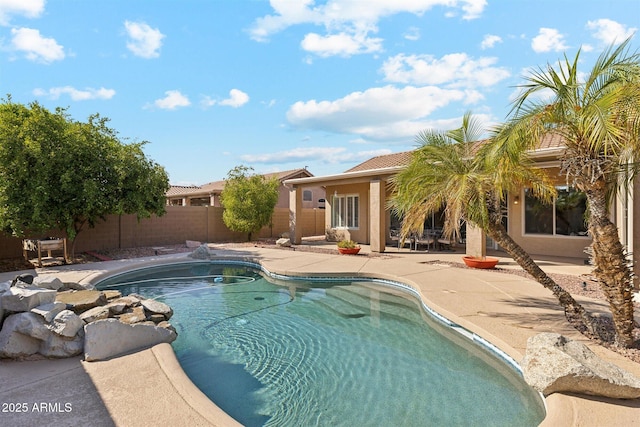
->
[484,222,603,339]
[583,182,636,348]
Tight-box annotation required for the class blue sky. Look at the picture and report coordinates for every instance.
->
[1,0,638,185]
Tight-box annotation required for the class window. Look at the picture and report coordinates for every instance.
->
[303,190,312,201]
[524,186,587,236]
[332,194,359,228]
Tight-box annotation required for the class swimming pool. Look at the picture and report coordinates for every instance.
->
[97,261,545,426]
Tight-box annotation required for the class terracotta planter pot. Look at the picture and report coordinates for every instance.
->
[462,256,499,269]
[338,247,361,255]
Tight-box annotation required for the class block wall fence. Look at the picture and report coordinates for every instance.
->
[0,206,325,259]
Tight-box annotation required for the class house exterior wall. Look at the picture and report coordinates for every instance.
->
[325,183,370,243]
[0,206,325,259]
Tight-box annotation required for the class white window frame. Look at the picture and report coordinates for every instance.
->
[331,194,359,229]
[522,186,589,238]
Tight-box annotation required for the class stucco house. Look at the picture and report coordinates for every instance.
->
[166,168,325,209]
[285,136,638,287]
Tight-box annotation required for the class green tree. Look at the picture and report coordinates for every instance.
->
[505,39,640,347]
[0,98,169,256]
[389,113,601,338]
[220,165,279,241]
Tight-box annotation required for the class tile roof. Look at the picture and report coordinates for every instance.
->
[344,151,414,173]
[167,168,313,197]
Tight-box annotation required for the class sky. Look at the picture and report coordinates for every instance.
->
[1,0,638,186]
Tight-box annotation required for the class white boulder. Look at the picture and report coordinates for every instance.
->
[276,238,292,247]
[31,302,67,322]
[141,299,173,320]
[0,313,43,357]
[84,318,177,361]
[32,276,64,291]
[522,333,640,399]
[1,286,56,312]
[48,310,84,338]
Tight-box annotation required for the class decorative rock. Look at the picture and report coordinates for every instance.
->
[31,302,67,322]
[188,244,211,260]
[148,314,166,323]
[84,318,177,361]
[60,282,91,291]
[141,299,173,320]
[105,301,128,315]
[48,310,84,338]
[103,290,122,300]
[12,312,50,340]
[79,306,111,323]
[186,240,202,248]
[110,295,141,308]
[157,321,176,334]
[276,238,292,247]
[118,306,147,324]
[55,290,107,313]
[0,280,10,294]
[0,314,41,358]
[522,333,640,399]
[39,330,84,358]
[1,286,56,312]
[11,274,34,286]
[32,276,64,291]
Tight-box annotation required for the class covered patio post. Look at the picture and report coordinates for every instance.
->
[288,185,303,244]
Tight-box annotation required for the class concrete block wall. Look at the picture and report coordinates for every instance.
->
[0,206,325,259]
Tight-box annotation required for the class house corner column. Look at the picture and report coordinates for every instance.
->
[465,224,486,258]
[289,185,303,245]
[369,179,386,253]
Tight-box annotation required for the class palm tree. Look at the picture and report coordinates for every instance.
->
[389,113,602,338]
[505,39,640,348]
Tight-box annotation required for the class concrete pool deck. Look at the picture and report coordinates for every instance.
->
[1,245,639,426]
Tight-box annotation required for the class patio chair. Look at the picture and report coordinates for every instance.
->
[413,232,434,251]
[390,228,411,249]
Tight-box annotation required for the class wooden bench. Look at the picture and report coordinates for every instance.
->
[23,238,69,267]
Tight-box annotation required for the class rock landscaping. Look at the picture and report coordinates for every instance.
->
[0,274,176,361]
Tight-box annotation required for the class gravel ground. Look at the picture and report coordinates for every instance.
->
[2,240,638,363]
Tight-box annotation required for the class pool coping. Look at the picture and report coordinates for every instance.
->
[2,247,639,426]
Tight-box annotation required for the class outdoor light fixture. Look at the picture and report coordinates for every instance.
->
[513,195,520,205]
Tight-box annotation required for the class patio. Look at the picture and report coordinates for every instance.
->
[0,243,638,426]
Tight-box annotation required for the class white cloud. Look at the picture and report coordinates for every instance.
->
[33,86,116,101]
[240,146,392,165]
[249,0,487,57]
[124,20,165,58]
[286,85,478,140]
[301,31,383,57]
[531,28,568,53]
[586,19,636,45]
[381,53,510,88]
[10,27,64,63]
[0,0,44,25]
[201,89,250,108]
[480,34,502,50]
[404,27,420,41]
[152,90,190,110]
[219,89,250,107]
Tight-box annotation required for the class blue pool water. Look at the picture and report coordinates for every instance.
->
[97,262,545,426]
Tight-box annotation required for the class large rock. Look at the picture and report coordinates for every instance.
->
[39,329,84,358]
[118,306,147,324]
[84,318,177,361]
[79,306,110,323]
[31,302,67,322]
[188,244,211,260]
[522,333,640,399]
[276,238,292,247]
[32,276,64,291]
[55,290,107,313]
[48,310,84,338]
[0,313,43,357]
[1,286,56,312]
[140,299,173,320]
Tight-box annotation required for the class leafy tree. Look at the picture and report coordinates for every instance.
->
[0,97,169,256]
[389,112,602,339]
[220,165,279,241]
[504,39,640,347]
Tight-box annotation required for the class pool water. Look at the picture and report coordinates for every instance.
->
[97,262,545,427]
